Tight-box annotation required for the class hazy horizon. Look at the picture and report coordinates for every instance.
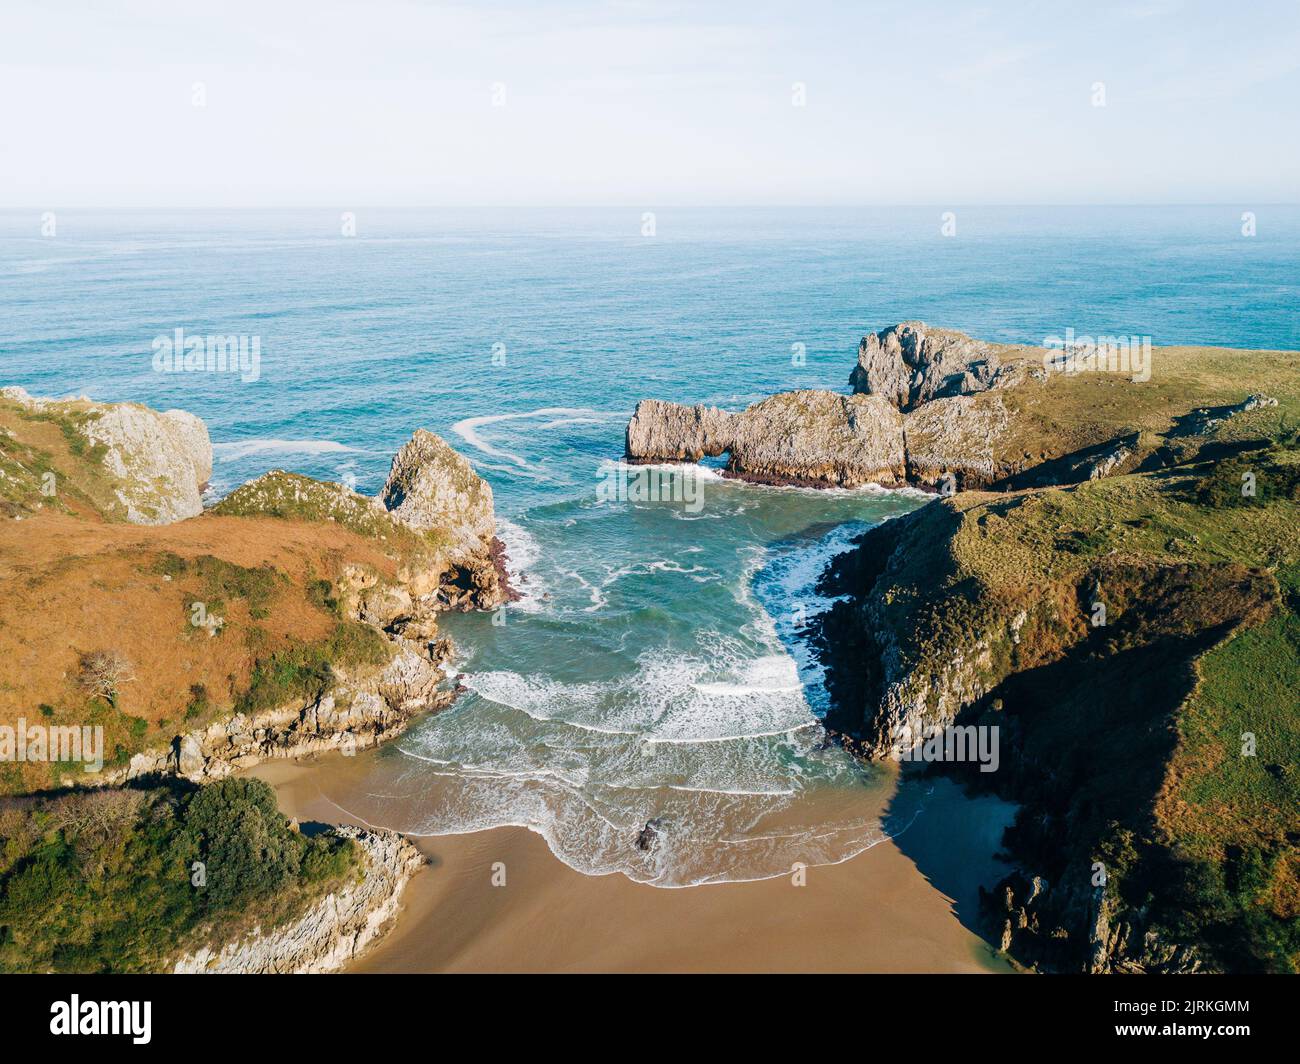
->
[4,0,1298,209]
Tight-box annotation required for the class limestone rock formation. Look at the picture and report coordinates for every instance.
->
[626,391,907,487]
[120,640,454,784]
[901,394,1014,489]
[849,322,1036,410]
[379,428,495,555]
[0,385,212,523]
[625,400,735,463]
[625,325,1049,490]
[378,428,509,607]
[173,827,424,974]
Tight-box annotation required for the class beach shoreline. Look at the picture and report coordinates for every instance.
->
[250,752,1019,974]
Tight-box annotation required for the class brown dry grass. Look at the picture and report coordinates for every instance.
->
[0,510,408,791]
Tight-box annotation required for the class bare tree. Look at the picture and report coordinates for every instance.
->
[75,649,135,703]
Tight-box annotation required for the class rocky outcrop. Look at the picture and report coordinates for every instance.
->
[1,385,211,523]
[984,868,1205,974]
[626,391,907,487]
[378,429,509,607]
[625,400,734,463]
[1172,393,1279,437]
[625,323,1287,495]
[625,325,1052,490]
[98,427,517,787]
[120,640,455,784]
[215,437,510,612]
[902,393,1015,489]
[173,827,424,974]
[849,322,1039,410]
[380,429,494,552]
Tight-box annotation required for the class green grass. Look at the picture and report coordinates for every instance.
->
[0,778,358,973]
[214,471,438,542]
[235,622,390,716]
[150,552,284,622]
[1177,591,1300,852]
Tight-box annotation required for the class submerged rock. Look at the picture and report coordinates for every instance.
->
[636,818,664,852]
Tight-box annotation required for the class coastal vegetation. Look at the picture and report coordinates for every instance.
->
[0,777,358,973]
[817,422,1300,972]
[0,389,504,971]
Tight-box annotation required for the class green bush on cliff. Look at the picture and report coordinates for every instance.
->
[0,778,357,973]
[236,621,390,715]
[1192,449,1300,509]
[151,552,283,622]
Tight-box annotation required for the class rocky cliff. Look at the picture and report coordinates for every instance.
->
[118,641,455,784]
[849,321,1040,409]
[625,324,1048,489]
[1,385,212,523]
[627,392,906,486]
[624,324,1295,494]
[812,353,1300,973]
[173,827,424,974]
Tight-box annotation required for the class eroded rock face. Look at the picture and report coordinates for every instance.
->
[1,386,212,524]
[625,400,735,462]
[379,429,495,555]
[378,429,509,608]
[849,322,1033,411]
[625,391,907,487]
[624,324,1047,491]
[121,640,455,784]
[729,392,906,486]
[903,394,1014,489]
[173,827,424,974]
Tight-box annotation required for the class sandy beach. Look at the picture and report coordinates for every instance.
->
[251,752,1018,974]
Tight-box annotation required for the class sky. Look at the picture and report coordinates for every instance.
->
[1,0,1298,207]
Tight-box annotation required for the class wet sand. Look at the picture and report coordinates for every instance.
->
[252,753,1018,974]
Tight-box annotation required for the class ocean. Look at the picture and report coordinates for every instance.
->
[3,205,1298,885]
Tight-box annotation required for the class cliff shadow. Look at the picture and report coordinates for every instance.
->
[882,769,1017,946]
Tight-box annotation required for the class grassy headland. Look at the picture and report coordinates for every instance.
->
[817,346,1300,972]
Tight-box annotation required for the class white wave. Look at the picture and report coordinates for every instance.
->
[600,558,715,588]
[213,438,362,462]
[496,517,549,612]
[627,459,930,499]
[608,459,727,482]
[451,407,622,470]
[562,569,608,612]
[692,654,802,696]
[748,521,877,715]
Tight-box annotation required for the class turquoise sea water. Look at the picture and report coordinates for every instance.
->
[3,206,1297,884]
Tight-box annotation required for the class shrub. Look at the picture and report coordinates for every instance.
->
[0,780,358,973]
